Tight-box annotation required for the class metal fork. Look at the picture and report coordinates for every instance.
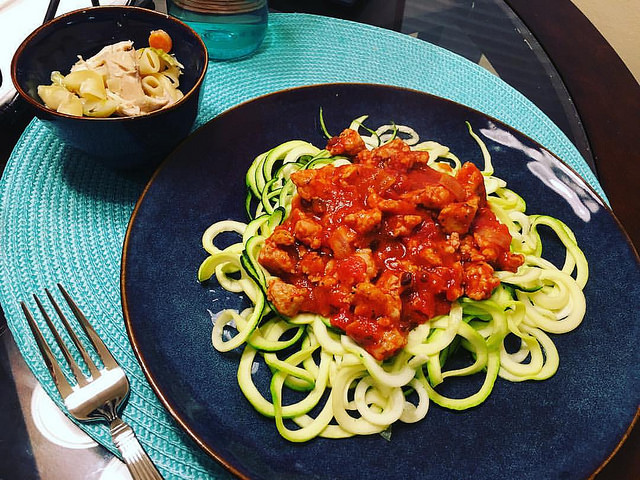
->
[20,284,163,480]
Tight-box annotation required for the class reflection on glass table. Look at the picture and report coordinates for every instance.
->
[270,0,594,173]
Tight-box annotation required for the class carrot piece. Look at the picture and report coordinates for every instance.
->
[148,29,173,53]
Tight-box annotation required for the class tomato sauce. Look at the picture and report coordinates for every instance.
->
[258,129,523,360]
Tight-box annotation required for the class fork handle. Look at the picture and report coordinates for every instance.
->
[111,417,164,479]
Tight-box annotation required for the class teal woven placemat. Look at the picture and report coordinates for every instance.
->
[0,13,606,479]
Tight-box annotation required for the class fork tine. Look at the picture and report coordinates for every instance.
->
[33,293,90,387]
[57,283,118,370]
[20,301,75,398]
[45,288,101,380]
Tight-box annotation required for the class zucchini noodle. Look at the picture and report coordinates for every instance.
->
[197,117,588,442]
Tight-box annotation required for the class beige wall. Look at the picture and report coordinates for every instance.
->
[571,0,640,83]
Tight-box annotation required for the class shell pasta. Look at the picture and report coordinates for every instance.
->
[37,31,184,118]
[137,48,162,75]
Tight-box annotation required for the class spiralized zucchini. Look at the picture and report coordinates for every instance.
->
[198,118,588,442]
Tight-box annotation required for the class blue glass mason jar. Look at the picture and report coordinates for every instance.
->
[167,0,268,60]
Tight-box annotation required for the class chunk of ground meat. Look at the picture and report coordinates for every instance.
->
[335,164,361,187]
[497,251,525,273]
[326,128,367,156]
[354,248,378,280]
[438,201,478,234]
[401,184,456,209]
[385,214,423,237]
[459,235,486,263]
[463,261,500,300]
[270,228,295,246]
[258,241,297,275]
[290,168,319,201]
[327,225,356,258]
[356,138,430,170]
[366,192,414,214]
[344,208,383,234]
[299,251,327,280]
[294,218,323,248]
[267,279,308,317]
[457,161,488,205]
[473,208,513,263]
[353,276,401,321]
[345,321,407,361]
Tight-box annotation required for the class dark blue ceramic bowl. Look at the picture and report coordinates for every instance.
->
[11,6,207,169]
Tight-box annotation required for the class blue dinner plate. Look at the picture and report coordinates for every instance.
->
[122,83,640,480]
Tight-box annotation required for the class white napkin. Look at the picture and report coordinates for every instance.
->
[0,0,127,103]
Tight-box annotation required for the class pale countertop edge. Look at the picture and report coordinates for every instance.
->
[571,0,640,84]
